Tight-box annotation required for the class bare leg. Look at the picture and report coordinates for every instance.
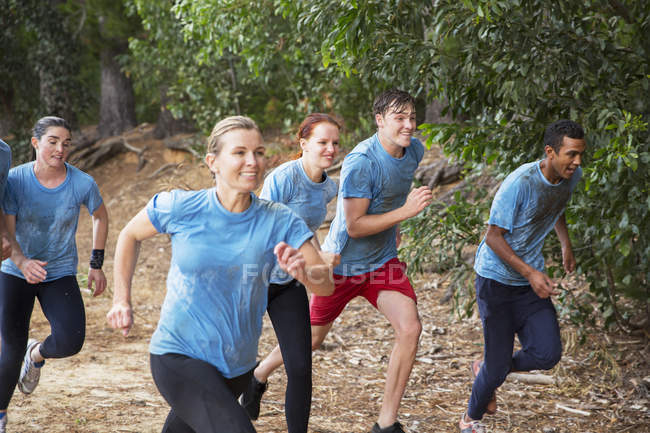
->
[255,345,283,382]
[375,291,421,428]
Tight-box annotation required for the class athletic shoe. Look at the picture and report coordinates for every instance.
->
[459,412,486,433]
[18,339,43,395]
[239,375,267,420]
[370,421,406,433]
[470,359,497,415]
[0,413,6,433]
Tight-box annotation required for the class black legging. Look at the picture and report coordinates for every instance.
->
[150,353,256,433]
[267,279,311,433]
[0,272,85,409]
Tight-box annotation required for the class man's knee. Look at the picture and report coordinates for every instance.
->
[311,328,329,351]
[394,317,422,346]
[536,342,562,370]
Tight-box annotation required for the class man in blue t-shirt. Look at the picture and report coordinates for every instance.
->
[316,89,432,433]
[460,120,586,433]
[0,140,12,260]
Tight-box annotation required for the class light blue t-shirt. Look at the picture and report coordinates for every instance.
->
[474,161,582,285]
[1,162,103,281]
[260,158,338,284]
[322,134,424,276]
[147,189,313,378]
[0,140,11,204]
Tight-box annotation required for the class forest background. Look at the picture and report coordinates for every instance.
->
[1,0,648,340]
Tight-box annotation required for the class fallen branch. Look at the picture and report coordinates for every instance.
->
[508,372,556,385]
[165,141,201,159]
[147,163,179,179]
[122,138,148,172]
[555,403,591,416]
[69,136,148,172]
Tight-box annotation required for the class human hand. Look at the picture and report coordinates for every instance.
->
[1,237,10,261]
[562,247,576,274]
[18,258,48,284]
[107,302,133,337]
[88,268,107,297]
[274,242,306,281]
[401,186,433,219]
[528,270,559,299]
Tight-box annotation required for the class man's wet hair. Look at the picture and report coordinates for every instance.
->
[373,89,416,117]
[543,119,584,153]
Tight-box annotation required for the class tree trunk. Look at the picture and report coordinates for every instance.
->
[425,98,454,124]
[98,45,136,138]
[39,68,78,127]
[153,85,194,139]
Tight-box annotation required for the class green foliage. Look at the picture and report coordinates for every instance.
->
[0,0,91,162]
[1,0,141,161]
[3,0,647,331]
[401,179,490,318]
[125,0,381,136]
[310,0,649,328]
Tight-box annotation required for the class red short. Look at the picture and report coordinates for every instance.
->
[309,257,417,326]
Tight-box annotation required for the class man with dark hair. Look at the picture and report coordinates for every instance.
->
[460,120,586,433]
[313,89,432,433]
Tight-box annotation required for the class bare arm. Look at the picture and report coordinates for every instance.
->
[553,213,575,273]
[275,240,334,296]
[87,203,109,296]
[106,207,159,336]
[344,186,432,238]
[484,224,558,298]
[0,210,13,260]
[4,214,48,283]
[310,234,340,267]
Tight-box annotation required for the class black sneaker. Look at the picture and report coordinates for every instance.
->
[239,375,267,420]
[371,422,406,433]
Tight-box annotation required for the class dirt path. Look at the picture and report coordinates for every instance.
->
[8,127,649,432]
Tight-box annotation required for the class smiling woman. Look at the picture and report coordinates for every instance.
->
[107,115,334,433]
[240,113,341,433]
[0,116,109,433]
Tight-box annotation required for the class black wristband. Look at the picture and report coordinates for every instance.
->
[90,249,104,269]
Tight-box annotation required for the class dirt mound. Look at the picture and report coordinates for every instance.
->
[11,125,649,432]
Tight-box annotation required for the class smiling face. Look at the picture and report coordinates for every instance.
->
[300,121,340,172]
[205,128,266,193]
[544,136,586,183]
[375,103,416,156]
[32,126,72,170]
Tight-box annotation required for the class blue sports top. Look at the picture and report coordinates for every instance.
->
[322,133,424,276]
[260,158,338,284]
[1,162,103,281]
[147,188,313,378]
[474,161,582,285]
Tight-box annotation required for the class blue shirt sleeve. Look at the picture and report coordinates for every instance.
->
[487,178,525,233]
[260,169,293,203]
[3,172,18,215]
[272,203,313,250]
[146,191,176,234]
[285,215,313,250]
[411,138,425,163]
[340,153,374,199]
[84,179,104,215]
[326,178,338,204]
